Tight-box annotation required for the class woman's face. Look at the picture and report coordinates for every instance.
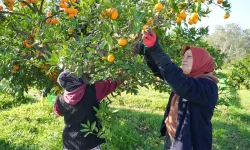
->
[181,49,193,74]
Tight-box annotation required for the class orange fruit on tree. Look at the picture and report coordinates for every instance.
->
[20,2,26,7]
[72,9,78,15]
[107,54,115,62]
[155,3,163,11]
[68,13,75,18]
[27,0,31,4]
[51,18,59,24]
[26,44,32,49]
[31,0,36,3]
[224,13,230,19]
[188,19,193,25]
[47,12,52,16]
[217,0,223,4]
[72,0,76,3]
[193,18,198,24]
[175,17,182,23]
[178,10,187,20]
[8,0,15,5]
[111,9,118,20]
[46,18,52,24]
[190,13,198,21]
[106,8,114,17]
[0,6,3,11]
[8,6,13,11]
[118,38,127,46]
[63,0,69,2]
[13,65,19,70]
[143,25,149,31]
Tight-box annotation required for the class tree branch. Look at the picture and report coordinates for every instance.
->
[19,1,37,13]
[0,11,30,18]
[39,0,45,13]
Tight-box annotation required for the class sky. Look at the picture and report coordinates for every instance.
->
[194,0,250,34]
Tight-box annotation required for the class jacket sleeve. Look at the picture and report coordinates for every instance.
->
[95,78,124,102]
[147,43,218,106]
[54,97,63,116]
[144,54,164,80]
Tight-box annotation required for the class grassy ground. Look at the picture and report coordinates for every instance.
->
[0,88,249,150]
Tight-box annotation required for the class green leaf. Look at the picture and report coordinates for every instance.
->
[80,123,89,128]
[91,122,96,131]
[87,120,90,127]
[80,129,90,132]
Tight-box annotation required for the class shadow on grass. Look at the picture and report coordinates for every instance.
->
[212,120,250,150]
[100,107,165,150]
[0,95,37,110]
[0,139,37,150]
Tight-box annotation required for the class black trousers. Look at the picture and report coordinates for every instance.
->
[165,133,173,150]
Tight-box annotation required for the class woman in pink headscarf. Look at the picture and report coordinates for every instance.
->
[134,28,218,150]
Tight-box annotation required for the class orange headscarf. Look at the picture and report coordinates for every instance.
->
[183,46,216,78]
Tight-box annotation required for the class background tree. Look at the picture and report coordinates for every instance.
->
[206,23,250,63]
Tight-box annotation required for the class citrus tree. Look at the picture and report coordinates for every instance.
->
[0,0,231,97]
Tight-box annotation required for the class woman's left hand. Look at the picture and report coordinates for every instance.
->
[142,28,157,48]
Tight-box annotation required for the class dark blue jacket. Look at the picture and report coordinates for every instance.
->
[145,43,218,150]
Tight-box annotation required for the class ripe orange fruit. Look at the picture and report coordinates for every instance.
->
[46,18,52,24]
[31,0,36,3]
[143,25,149,31]
[63,0,69,2]
[190,13,198,21]
[0,6,3,11]
[155,3,163,11]
[193,18,198,24]
[193,0,198,2]
[118,38,127,46]
[188,19,193,25]
[175,17,182,23]
[27,0,31,4]
[106,8,114,17]
[101,56,107,61]
[8,6,13,11]
[68,13,75,18]
[47,12,52,16]
[13,65,19,70]
[178,10,187,20]
[20,2,26,7]
[72,9,78,15]
[217,0,223,4]
[26,44,32,49]
[51,18,59,24]
[72,0,76,3]
[107,54,115,62]
[111,9,118,20]
[224,13,230,19]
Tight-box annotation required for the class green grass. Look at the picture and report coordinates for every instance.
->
[0,87,249,150]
